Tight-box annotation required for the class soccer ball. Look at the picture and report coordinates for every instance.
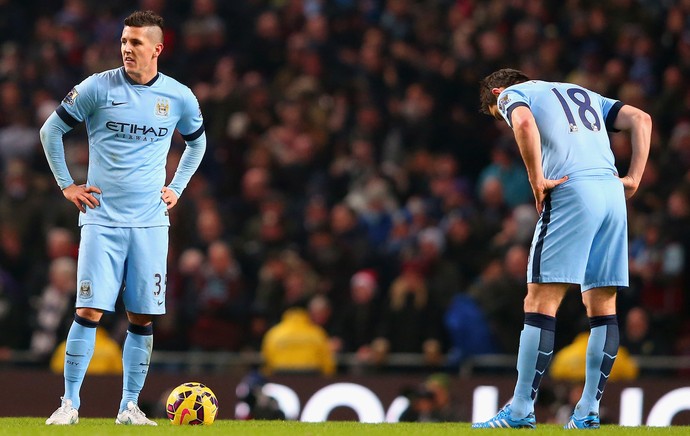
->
[166,382,219,425]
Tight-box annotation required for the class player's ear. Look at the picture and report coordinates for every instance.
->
[153,42,164,58]
[491,87,502,96]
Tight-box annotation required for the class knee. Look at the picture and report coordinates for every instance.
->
[582,287,617,317]
[523,292,561,316]
[76,307,104,322]
[127,312,153,326]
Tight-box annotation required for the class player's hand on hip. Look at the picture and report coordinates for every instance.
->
[63,184,101,213]
[533,175,568,214]
[619,175,639,199]
[161,186,178,210]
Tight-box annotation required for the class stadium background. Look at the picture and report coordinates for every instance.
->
[0,0,689,424]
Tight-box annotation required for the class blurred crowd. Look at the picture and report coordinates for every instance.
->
[0,0,689,374]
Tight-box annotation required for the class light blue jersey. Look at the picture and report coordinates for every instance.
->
[41,67,206,313]
[496,80,629,290]
[50,67,204,227]
[496,80,623,180]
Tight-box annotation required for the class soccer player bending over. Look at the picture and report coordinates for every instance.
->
[472,69,650,429]
[41,10,206,425]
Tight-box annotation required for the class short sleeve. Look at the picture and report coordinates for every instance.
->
[497,88,530,128]
[176,88,205,141]
[58,74,99,126]
[599,95,624,132]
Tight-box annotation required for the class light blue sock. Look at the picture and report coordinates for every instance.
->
[511,312,556,419]
[120,323,153,412]
[574,315,618,419]
[64,315,99,410]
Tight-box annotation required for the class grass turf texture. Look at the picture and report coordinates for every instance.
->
[0,419,688,435]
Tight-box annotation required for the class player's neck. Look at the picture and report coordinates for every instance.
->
[125,69,159,85]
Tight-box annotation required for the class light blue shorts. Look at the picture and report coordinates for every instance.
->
[76,224,169,314]
[527,174,628,291]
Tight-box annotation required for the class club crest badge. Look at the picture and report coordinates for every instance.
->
[155,97,170,117]
[63,88,79,106]
[79,280,92,299]
[498,94,510,114]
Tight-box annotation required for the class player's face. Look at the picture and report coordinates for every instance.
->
[121,26,163,83]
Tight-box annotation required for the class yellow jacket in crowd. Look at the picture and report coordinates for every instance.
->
[261,307,335,376]
[550,332,639,382]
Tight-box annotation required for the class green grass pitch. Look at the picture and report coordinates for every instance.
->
[0,419,688,435]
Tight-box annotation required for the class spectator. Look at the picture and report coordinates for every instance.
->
[414,226,462,309]
[373,262,443,366]
[620,306,672,357]
[261,305,335,376]
[469,245,530,354]
[399,373,463,422]
[424,373,463,422]
[444,293,498,367]
[187,240,249,351]
[29,257,77,360]
[331,269,382,357]
[477,139,532,208]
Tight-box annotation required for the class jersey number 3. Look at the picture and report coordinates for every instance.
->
[551,88,601,133]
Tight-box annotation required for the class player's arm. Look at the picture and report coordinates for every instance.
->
[510,105,568,213]
[611,105,652,199]
[165,90,207,210]
[39,112,101,212]
[163,131,206,210]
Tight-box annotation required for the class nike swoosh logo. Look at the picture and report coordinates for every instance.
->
[139,362,149,366]
[180,408,190,422]
[65,351,84,357]
[157,301,164,306]
[112,101,127,106]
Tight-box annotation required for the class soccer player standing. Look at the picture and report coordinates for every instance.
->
[40,11,206,425]
[473,69,651,429]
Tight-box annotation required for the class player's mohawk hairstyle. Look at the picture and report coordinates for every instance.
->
[124,10,164,30]
[479,68,530,114]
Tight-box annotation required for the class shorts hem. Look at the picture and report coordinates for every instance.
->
[581,282,628,292]
[75,304,115,313]
[528,277,580,284]
[529,278,628,292]
[125,308,166,315]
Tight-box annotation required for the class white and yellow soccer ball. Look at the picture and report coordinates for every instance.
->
[166,382,219,425]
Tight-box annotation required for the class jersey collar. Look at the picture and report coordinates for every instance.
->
[121,67,160,86]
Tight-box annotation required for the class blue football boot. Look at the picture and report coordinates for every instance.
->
[564,412,600,429]
[472,404,536,429]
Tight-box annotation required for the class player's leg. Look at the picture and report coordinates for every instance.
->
[116,311,156,425]
[511,282,568,417]
[515,185,586,419]
[474,185,592,429]
[63,308,103,407]
[116,226,167,425]
[472,282,568,428]
[120,311,154,413]
[566,176,626,429]
[45,307,104,425]
[47,225,126,425]
[565,286,617,429]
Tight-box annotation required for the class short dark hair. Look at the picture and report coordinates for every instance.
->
[479,68,530,114]
[124,10,164,30]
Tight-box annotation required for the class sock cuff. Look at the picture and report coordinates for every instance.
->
[524,312,557,331]
[589,314,618,328]
[74,314,99,328]
[128,323,153,336]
